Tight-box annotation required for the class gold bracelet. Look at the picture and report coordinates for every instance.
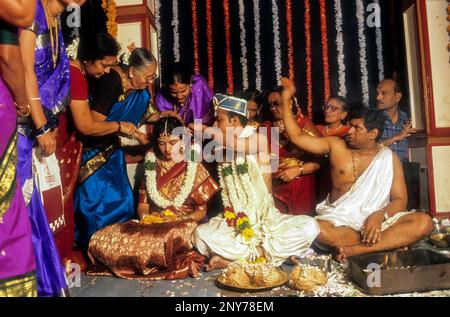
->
[28,97,41,101]
[14,102,31,117]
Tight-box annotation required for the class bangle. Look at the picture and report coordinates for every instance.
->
[14,103,31,117]
[34,123,51,138]
[299,166,304,176]
[28,97,41,101]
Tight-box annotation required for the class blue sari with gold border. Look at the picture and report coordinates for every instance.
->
[74,89,150,249]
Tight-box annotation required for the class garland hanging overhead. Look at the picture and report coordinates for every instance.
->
[101,0,118,38]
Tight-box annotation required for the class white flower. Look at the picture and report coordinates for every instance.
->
[66,37,79,61]
[271,0,282,83]
[144,152,198,209]
[334,0,347,97]
[374,0,385,81]
[356,0,370,106]
[238,0,249,90]
[172,0,180,62]
[253,0,262,91]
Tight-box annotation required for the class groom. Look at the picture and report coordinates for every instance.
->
[279,78,433,261]
[192,94,320,271]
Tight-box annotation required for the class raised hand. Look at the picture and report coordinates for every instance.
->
[280,77,297,101]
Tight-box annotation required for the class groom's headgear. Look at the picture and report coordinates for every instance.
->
[213,93,248,118]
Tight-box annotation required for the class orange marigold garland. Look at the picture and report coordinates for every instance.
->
[286,0,295,80]
[206,0,214,89]
[304,0,313,119]
[191,0,200,74]
[320,0,331,103]
[223,0,234,94]
[102,0,118,39]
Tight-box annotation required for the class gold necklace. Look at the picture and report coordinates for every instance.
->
[44,1,59,68]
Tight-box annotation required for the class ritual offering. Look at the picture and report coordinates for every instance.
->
[289,265,328,293]
[216,259,288,292]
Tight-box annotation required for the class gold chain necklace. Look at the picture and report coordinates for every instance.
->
[44,1,59,68]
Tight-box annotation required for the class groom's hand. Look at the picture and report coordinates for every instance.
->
[361,211,384,245]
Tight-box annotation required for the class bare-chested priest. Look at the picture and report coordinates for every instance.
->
[279,78,433,261]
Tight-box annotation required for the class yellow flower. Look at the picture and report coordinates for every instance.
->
[241,227,254,241]
[236,217,250,227]
[162,209,176,218]
[141,214,164,225]
[250,257,266,264]
[224,210,236,220]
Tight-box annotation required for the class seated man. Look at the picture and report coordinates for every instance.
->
[192,94,320,271]
[279,78,433,261]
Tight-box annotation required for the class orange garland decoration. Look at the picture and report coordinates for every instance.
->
[304,0,313,119]
[320,0,331,103]
[286,0,295,80]
[223,0,234,94]
[191,0,200,74]
[206,0,214,89]
[101,0,118,39]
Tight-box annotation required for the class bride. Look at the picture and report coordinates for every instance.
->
[87,117,219,280]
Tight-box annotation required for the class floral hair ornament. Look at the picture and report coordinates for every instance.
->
[158,119,172,141]
[121,42,136,66]
[66,37,80,60]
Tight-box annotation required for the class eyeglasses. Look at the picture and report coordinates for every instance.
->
[134,67,159,82]
[322,104,343,112]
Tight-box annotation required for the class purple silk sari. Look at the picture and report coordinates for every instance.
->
[0,77,36,286]
[16,0,69,296]
[155,74,214,126]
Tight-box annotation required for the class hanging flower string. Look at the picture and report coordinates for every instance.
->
[155,0,163,83]
[334,0,347,97]
[286,0,295,80]
[206,0,214,89]
[191,0,200,74]
[238,0,249,90]
[374,0,385,81]
[223,0,234,94]
[320,0,331,103]
[172,0,180,62]
[253,0,262,91]
[101,0,118,39]
[271,0,282,82]
[304,0,313,119]
[356,0,370,106]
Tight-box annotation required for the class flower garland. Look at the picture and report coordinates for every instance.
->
[144,152,198,210]
[320,0,331,103]
[206,0,214,89]
[191,0,200,74]
[271,0,282,82]
[253,0,262,91]
[334,0,347,97]
[238,0,249,90]
[304,0,313,119]
[172,0,180,62]
[155,0,163,83]
[286,0,295,80]
[356,0,370,106]
[101,0,118,39]
[121,42,136,66]
[66,37,79,60]
[223,0,234,94]
[374,0,385,81]
[218,161,255,242]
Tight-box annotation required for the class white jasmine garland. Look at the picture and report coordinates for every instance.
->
[238,0,249,90]
[144,152,198,209]
[217,165,231,207]
[334,0,347,97]
[155,0,163,81]
[356,0,370,106]
[66,37,79,61]
[271,0,282,83]
[172,0,180,62]
[374,0,385,81]
[253,0,262,91]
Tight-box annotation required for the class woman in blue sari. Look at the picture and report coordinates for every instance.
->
[74,48,157,250]
[19,0,86,297]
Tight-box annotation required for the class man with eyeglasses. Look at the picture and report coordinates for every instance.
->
[376,79,415,162]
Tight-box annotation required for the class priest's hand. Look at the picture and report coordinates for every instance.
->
[361,211,384,245]
[275,166,301,183]
[280,77,297,101]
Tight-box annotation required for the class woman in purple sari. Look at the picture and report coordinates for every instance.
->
[155,62,214,131]
[0,0,37,297]
[18,0,86,296]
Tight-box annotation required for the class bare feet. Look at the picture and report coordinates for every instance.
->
[334,246,354,263]
[288,255,300,266]
[205,256,231,272]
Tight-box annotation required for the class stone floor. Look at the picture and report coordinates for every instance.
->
[70,242,450,298]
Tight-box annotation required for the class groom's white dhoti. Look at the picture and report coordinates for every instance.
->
[192,126,320,266]
[315,147,411,232]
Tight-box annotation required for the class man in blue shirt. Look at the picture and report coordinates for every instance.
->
[376,79,416,162]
